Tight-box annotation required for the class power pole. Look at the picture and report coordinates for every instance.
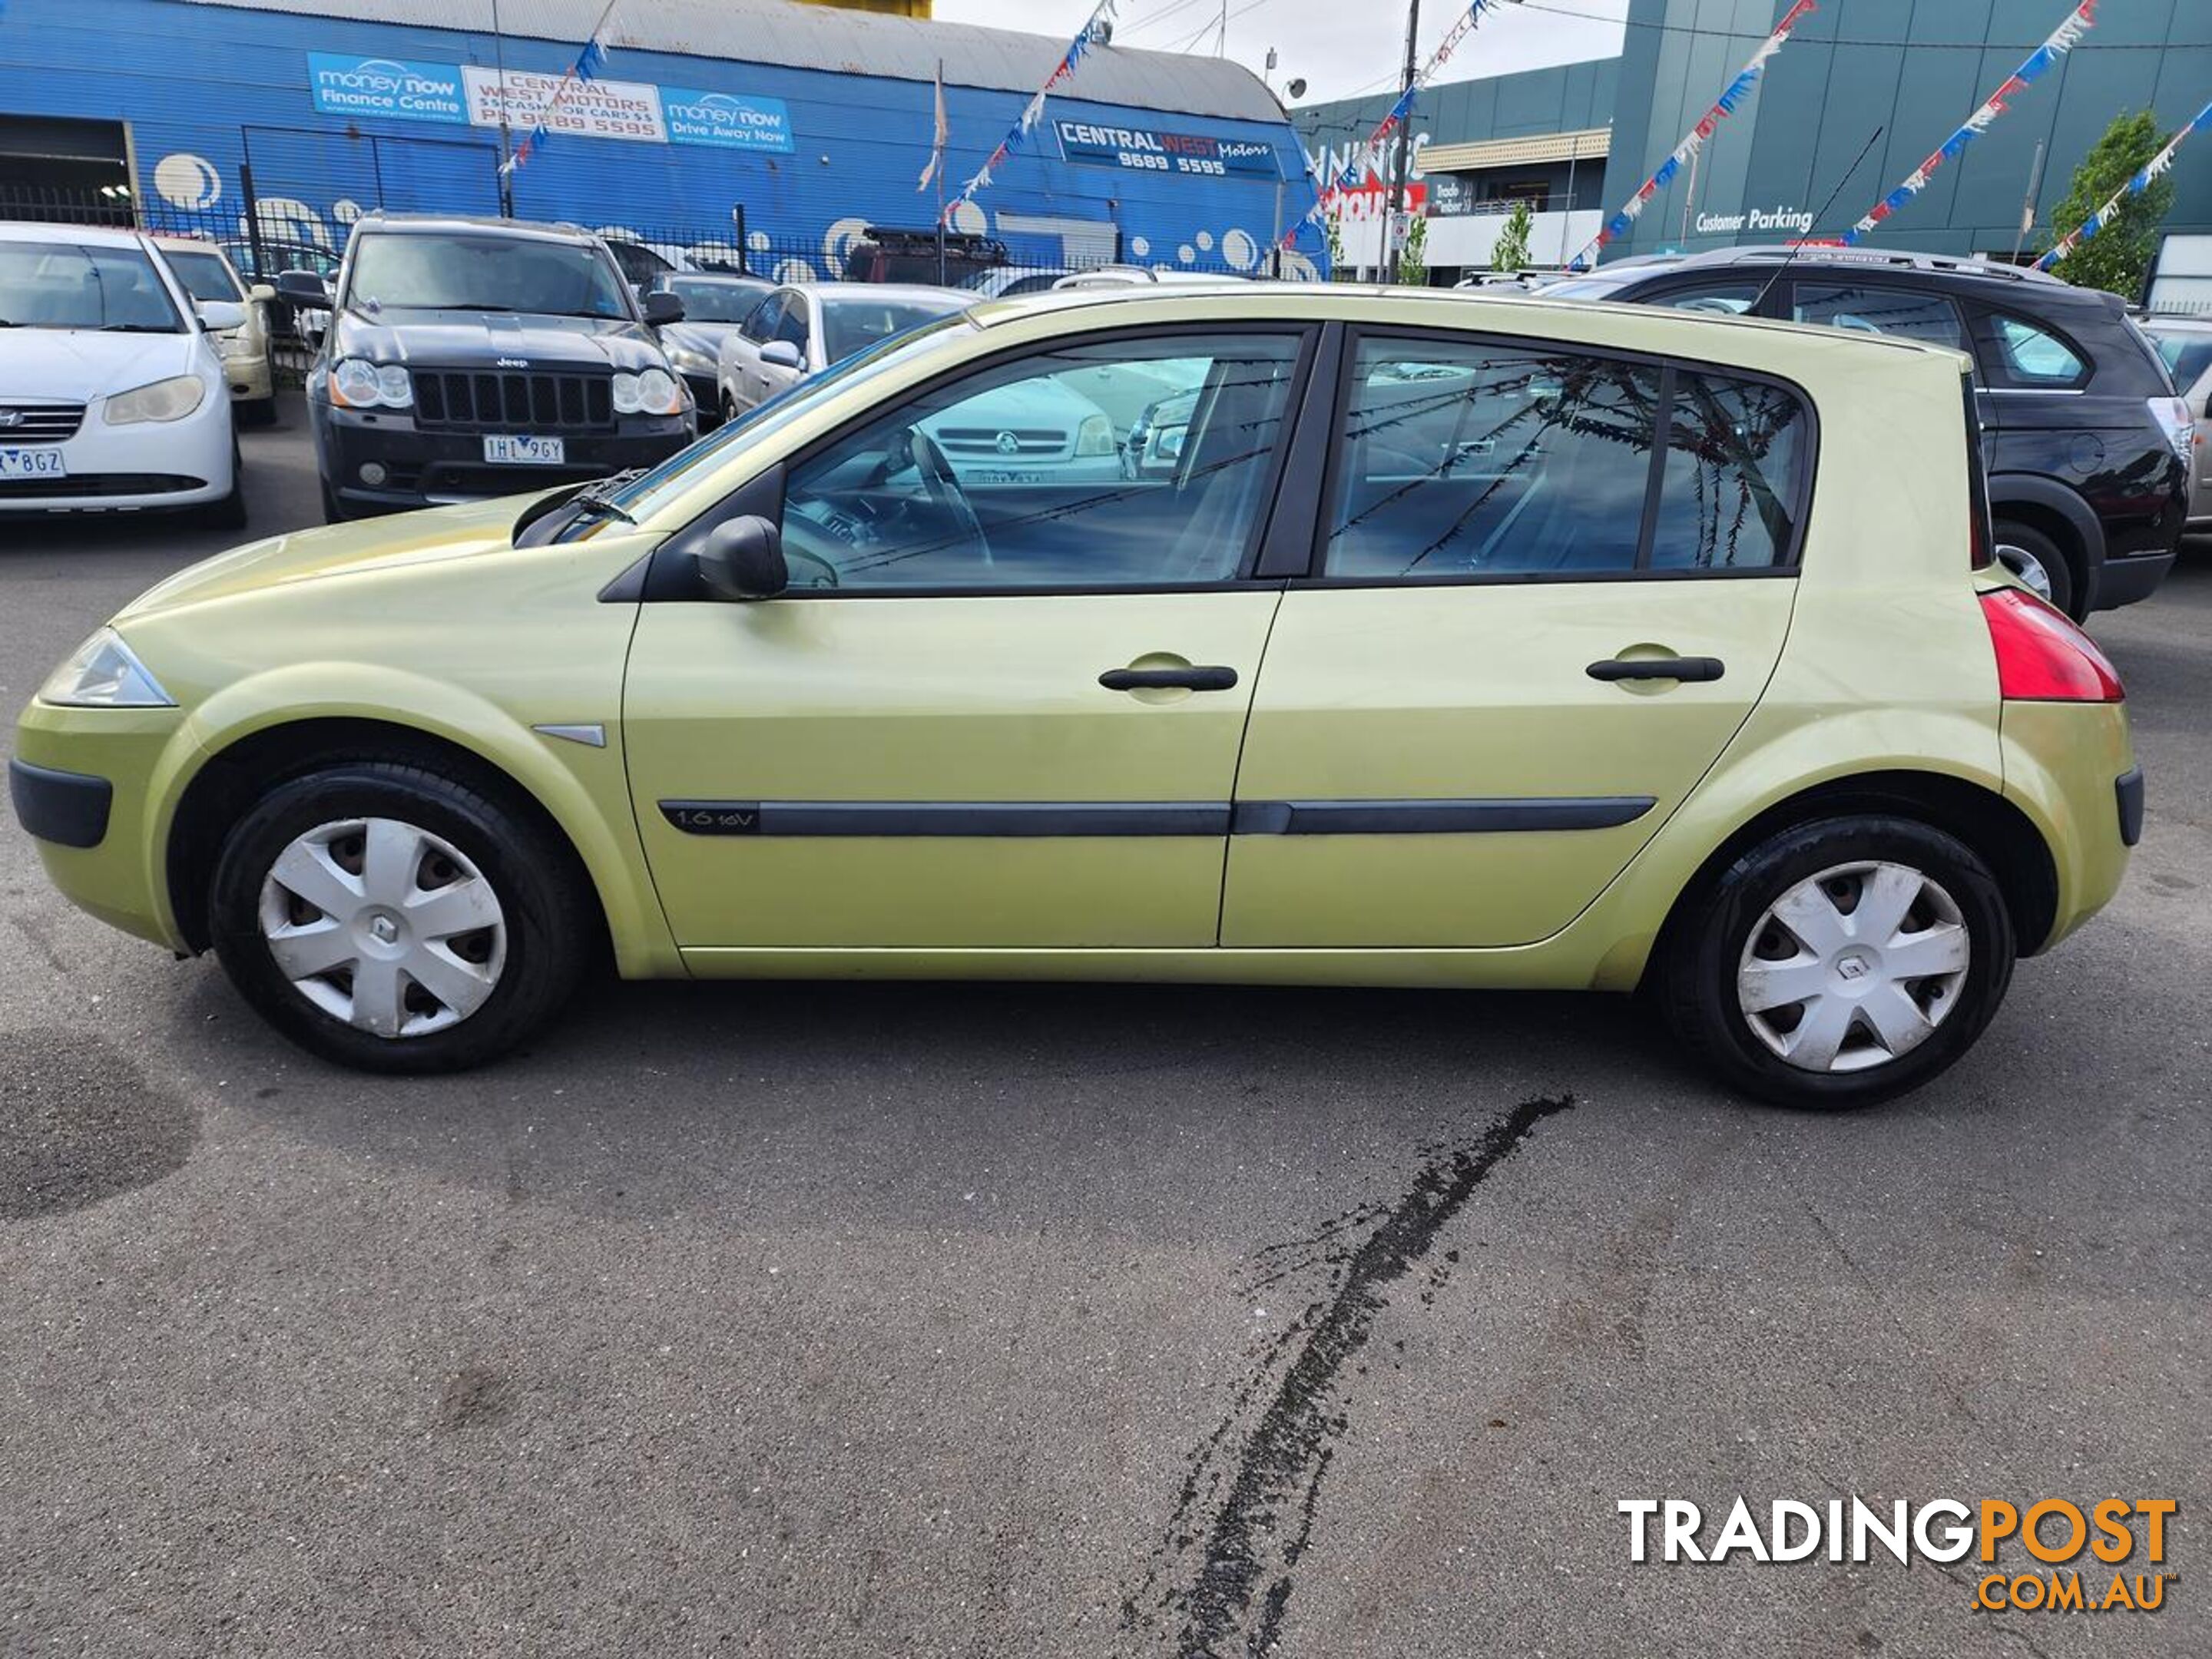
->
[1384,0,1420,283]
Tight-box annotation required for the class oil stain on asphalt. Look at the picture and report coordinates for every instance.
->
[1122,1095,1575,1657]
[0,1029,198,1220]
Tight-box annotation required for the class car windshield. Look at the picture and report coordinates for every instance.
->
[0,240,182,332]
[2147,329,2212,392]
[821,294,966,362]
[163,248,244,303]
[667,277,769,323]
[569,313,978,535]
[346,233,631,319]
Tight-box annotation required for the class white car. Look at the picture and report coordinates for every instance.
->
[0,222,245,525]
[717,282,967,419]
[151,235,278,426]
[1050,265,1247,290]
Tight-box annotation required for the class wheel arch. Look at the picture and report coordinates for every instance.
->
[1640,769,2060,992]
[1987,474,2104,602]
[163,716,666,975]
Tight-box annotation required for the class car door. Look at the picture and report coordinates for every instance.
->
[761,291,811,399]
[1223,326,1810,949]
[723,293,782,412]
[621,325,1313,951]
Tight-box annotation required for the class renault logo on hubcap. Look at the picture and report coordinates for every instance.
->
[1837,953,1871,980]
[369,915,399,945]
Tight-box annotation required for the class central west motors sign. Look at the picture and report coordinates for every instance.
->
[660,90,793,152]
[462,65,667,144]
[1055,120,1279,179]
[307,55,466,124]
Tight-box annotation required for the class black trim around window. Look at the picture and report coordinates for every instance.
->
[657,795,1657,838]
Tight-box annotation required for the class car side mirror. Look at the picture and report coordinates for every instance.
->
[697,515,789,601]
[247,282,277,303]
[643,289,685,325]
[197,299,247,332]
[760,339,803,371]
[276,270,331,306]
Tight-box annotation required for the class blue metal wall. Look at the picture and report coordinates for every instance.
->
[0,0,1325,275]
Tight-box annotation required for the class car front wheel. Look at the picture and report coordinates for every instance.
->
[208,763,593,1073]
[1660,816,2015,1108]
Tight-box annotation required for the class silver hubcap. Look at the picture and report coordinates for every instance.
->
[1996,543,2053,601]
[258,817,507,1038]
[1737,860,1972,1074]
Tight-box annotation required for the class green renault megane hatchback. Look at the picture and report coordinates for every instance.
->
[11,286,2140,1105]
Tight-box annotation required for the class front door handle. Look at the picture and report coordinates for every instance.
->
[1099,665,1240,693]
[1587,656,1726,684]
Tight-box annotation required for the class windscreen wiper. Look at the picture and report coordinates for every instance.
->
[569,469,647,525]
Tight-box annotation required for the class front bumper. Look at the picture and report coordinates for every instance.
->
[314,402,694,512]
[221,348,274,403]
[0,392,232,514]
[8,757,112,849]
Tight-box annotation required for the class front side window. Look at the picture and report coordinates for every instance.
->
[0,240,182,332]
[346,234,631,320]
[777,332,1303,591]
[1990,313,2088,387]
[740,294,780,342]
[1793,282,1966,352]
[772,296,810,349]
[1323,334,1809,578]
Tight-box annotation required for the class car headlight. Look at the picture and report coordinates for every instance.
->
[1075,412,1117,457]
[38,628,176,708]
[104,375,207,426]
[613,367,683,416]
[329,358,412,410]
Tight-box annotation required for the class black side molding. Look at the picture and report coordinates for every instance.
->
[658,796,1656,838]
[1230,797,1655,836]
[2116,767,2144,848]
[8,758,113,850]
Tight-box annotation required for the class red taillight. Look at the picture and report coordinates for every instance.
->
[1980,588,2124,702]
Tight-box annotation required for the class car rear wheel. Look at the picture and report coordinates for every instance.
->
[1993,521,2077,618]
[208,763,594,1073]
[1660,816,2015,1108]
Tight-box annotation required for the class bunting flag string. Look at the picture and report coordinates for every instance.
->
[498,1,621,177]
[2035,98,2212,270]
[1567,0,1817,270]
[1277,0,1510,251]
[942,0,1116,223]
[1838,0,2095,244]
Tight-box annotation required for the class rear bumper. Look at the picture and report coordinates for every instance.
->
[313,401,694,512]
[2091,546,2176,611]
[1998,700,2137,952]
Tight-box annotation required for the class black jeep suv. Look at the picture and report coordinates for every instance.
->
[283,214,697,521]
[1546,247,2192,618]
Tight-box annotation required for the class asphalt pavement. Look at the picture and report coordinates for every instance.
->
[3,402,2208,1657]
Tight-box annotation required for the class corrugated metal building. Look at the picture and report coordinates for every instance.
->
[0,0,1325,276]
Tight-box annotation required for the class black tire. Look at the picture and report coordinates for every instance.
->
[1658,815,2015,1110]
[207,763,594,1074]
[237,395,280,429]
[1993,520,2078,619]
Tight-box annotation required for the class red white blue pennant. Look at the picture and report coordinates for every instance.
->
[2036,98,2212,270]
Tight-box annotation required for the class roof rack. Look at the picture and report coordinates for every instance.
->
[1707,244,2061,284]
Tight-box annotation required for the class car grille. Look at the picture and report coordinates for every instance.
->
[0,472,206,499]
[934,426,1068,459]
[412,371,614,433]
[0,405,86,443]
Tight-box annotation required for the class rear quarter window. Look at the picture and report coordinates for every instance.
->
[1988,313,2089,389]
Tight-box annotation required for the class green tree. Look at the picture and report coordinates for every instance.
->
[1490,198,1535,273]
[2044,110,2176,299]
[1325,210,1346,281]
[1399,212,1429,286]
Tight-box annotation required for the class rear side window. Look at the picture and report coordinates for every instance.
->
[1321,334,1810,579]
[1647,281,1766,316]
[1989,313,2088,388]
[1793,282,1967,352]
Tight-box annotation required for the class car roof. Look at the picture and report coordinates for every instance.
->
[1581,243,2085,296]
[2139,312,2212,333]
[803,282,968,305]
[969,282,1973,363]
[148,234,234,257]
[0,220,152,250]
[349,212,603,245]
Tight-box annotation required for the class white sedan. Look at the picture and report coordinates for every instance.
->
[0,222,244,525]
[717,282,967,419]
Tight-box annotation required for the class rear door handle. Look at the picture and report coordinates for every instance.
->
[1586,656,1726,684]
[1099,665,1240,692]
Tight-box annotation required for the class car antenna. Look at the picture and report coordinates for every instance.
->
[1750,126,1886,316]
